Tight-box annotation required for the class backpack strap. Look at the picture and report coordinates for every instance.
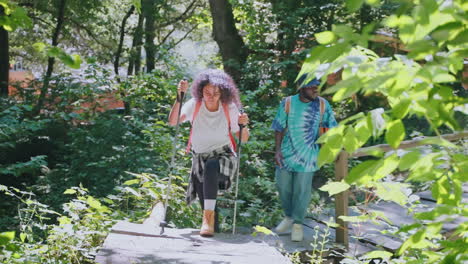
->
[186,100,203,153]
[285,96,291,114]
[185,101,237,153]
[222,103,237,153]
[318,97,329,135]
[284,96,291,131]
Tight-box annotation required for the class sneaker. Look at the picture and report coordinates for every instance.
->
[275,217,294,233]
[291,224,303,242]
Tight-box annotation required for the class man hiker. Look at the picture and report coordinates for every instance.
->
[271,74,337,241]
[168,69,250,237]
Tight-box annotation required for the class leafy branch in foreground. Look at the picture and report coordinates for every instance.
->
[304,0,467,263]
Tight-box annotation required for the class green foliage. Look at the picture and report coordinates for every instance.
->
[33,43,82,69]
[0,184,114,263]
[305,0,467,262]
[0,0,31,31]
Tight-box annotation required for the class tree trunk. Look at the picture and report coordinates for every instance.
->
[114,5,134,115]
[142,0,156,73]
[128,13,144,76]
[0,6,9,97]
[208,0,247,83]
[33,0,66,115]
[114,6,135,81]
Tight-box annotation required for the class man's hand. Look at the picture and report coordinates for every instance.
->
[275,151,284,168]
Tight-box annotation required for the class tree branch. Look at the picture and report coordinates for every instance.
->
[170,24,197,49]
[68,17,114,50]
[158,0,200,28]
[158,26,177,46]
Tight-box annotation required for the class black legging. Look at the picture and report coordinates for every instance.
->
[194,158,220,206]
[193,158,220,232]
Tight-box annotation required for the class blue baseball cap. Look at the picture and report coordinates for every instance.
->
[297,74,320,89]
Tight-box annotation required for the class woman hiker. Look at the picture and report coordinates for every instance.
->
[168,69,250,237]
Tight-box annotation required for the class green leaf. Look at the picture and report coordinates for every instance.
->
[397,228,435,256]
[392,99,411,119]
[0,231,15,246]
[254,225,273,235]
[398,223,422,233]
[385,120,405,149]
[32,42,46,52]
[362,250,393,260]
[123,179,139,186]
[317,144,341,168]
[343,127,359,154]
[399,151,421,171]
[346,160,378,184]
[365,0,380,5]
[63,189,76,195]
[339,215,370,223]
[346,0,364,12]
[371,182,409,205]
[433,73,456,83]
[124,186,141,197]
[316,125,345,144]
[132,0,141,13]
[86,196,102,209]
[432,177,462,206]
[372,154,400,181]
[20,233,26,243]
[315,31,336,45]
[354,118,371,145]
[319,181,350,196]
[332,77,362,101]
[46,47,61,57]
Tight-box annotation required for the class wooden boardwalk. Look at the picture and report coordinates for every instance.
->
[95,185,467,264]
[95,221,292,264]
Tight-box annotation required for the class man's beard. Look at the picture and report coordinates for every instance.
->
[300,89,317,101]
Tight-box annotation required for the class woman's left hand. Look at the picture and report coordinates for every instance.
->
[238,113,249,126]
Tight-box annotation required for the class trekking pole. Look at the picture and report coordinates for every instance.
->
[160,81,186,235]
[232,109,244,235]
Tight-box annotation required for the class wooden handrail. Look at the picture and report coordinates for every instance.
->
[351,131,468,158]
[334,131,468,249]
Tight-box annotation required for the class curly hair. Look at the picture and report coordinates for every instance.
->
[191,69,240,107]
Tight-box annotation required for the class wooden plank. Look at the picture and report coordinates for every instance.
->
[310,205,403,252]
[96,221,292,264]
[261,219,377,258]
[334,151,349,248]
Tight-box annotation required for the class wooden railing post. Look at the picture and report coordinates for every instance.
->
[335,151,349,249]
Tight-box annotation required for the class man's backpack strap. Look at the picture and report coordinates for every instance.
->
[318,97,329,136]
[285,96,291,114]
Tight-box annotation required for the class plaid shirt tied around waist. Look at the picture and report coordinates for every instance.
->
[186,145,238,205]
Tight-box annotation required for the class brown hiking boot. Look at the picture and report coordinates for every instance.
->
[200,210,215,237]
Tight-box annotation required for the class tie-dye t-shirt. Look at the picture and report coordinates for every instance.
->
[271,94,338,172]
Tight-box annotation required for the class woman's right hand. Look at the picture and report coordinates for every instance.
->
[177,80,189,98]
